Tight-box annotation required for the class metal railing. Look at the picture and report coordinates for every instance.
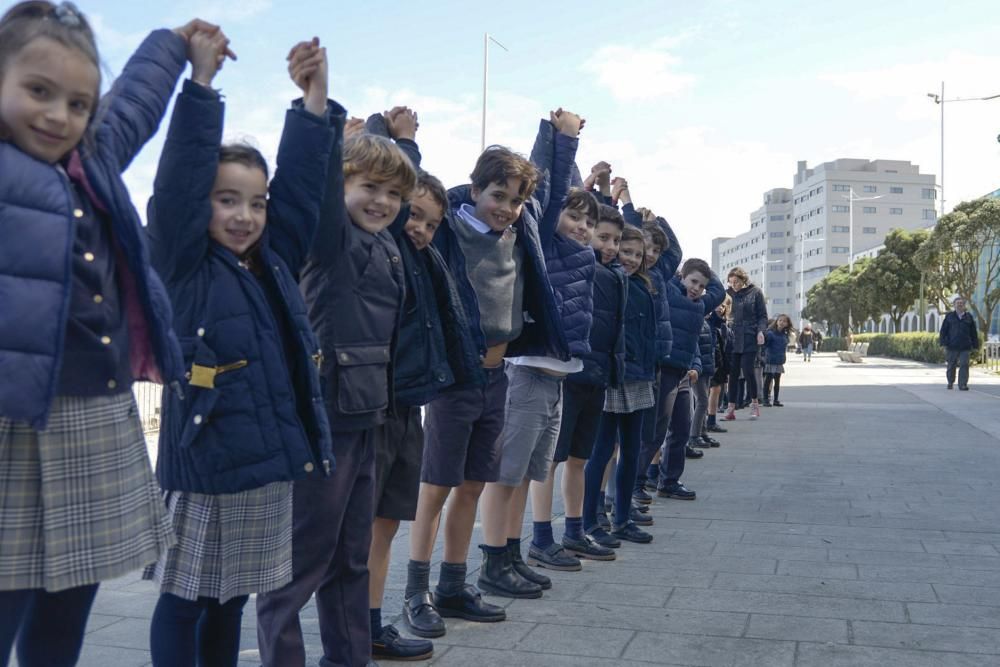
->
[983,341,1000,373]
[133,382,163,434]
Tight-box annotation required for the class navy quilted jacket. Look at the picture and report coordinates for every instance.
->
[0,30,186,430]
[698,319,715,378]
[623,275,658,382]
[764,329,789,365]
[571,254,627,388]
[147,81,337,494]
[662,274,727,371]
[529,119,595,358]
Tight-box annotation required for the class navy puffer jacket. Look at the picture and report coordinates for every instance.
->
[147,81,336,494]
[623,275,658,382]
[698,319,715,378]
[661,274,727,371]
[0,30,186,430]
[571,254,627,388]
[530,119,595,358]
[764,330,789,365]
[729,284,768,354]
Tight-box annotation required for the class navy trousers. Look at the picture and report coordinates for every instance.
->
[635,366,686,491]
[0,584,98,667]
[256,429,376,667]
[658,383,692,486]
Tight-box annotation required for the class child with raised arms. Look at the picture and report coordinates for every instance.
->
[254,71,418,667]
[143,31,337,666]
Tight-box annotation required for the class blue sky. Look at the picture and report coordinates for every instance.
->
[69,0,1000,262]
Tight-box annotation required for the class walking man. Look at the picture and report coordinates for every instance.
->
[939,297,979,391]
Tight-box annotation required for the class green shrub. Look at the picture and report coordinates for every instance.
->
[852,333,945,364]
[821,336,850,352]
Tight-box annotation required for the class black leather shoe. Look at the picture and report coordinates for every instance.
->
[761,399,772,407]
[477,546,543,599]
[586,525,621,548]
[689,436,710,448]
[701,434,721,447]
[959,386,970,391]
[658,483,696,500]
[526,542,580,573]
[372,624,434,661]
[403,591,445,638]
[612,521,653,543]
[562,534,616,561]
[685,446,704,459]
[629,507,653,526]
[706,423,728,433]
[596,510,611,530]
[632,488,653,504]
[433,584,506,622]
[772,400,784,407]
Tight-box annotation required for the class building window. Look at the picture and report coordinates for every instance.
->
[922,188,936,199]
[772,298,785,305]
[863,185,877,193]
[832,225,849,233]
[770,231,784,237]
[890,207,903,215]
[863,206,877,214]
[890,186,903,194]
[769,214,784,221]
[832,205,849,213]
[816,186,824,194]
[771,265,784,272]
[770,248,785,254]
[923,209,937,220]
[832,246,850,254]
[833,184,850,192]
[863,227,877,234]
[770,281,784,288]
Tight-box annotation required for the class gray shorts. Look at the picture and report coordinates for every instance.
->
[496,364,564,487]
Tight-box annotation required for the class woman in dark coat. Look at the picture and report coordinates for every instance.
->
[723,267,768,421]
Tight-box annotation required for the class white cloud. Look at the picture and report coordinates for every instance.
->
[165,0,272,24]
[581,42,696,102]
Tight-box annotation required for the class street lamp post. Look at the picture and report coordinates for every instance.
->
[481,33,509,152]
[926,84,1000,218]
[799,235,826,328]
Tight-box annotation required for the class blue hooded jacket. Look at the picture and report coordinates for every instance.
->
[0,30,186,430]
[661,274,727,372]
[529,119,596,359]
[764,329,789,365]
[570,253,627,388]
[146,81,337,494]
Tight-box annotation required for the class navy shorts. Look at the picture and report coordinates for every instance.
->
[373,405,424,521]
[421,366,508,487]
[552,380,606,463]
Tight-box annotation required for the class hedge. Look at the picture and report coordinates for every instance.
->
[819,336,850,352]
[851,333,945,364]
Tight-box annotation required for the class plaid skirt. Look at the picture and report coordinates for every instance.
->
[764,364,785,375]
[604,380,655,414]
[0,393,173,592]
[144,481,293,603]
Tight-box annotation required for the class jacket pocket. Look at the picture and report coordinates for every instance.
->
[333,344,390,415]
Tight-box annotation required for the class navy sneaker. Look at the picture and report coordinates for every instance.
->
[372,624,433,661]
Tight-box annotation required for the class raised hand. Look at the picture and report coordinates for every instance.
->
[384,106,418,141]
[344,117,366,142]
[188,28,233,87]
[287,37,328,116]
[611,176,630,206]
[550,107,584,138]
[583,160,611,192]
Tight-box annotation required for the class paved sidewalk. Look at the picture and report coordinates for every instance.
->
[29,353,1000,666]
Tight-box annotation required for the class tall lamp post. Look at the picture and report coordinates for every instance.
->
[481,33,509,152]
[926,83,1000,217]
[799,235,826,328]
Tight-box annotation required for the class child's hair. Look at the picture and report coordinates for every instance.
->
[469,145,538,199]
[717,295,732,318]
[416,169,448,218]
[769,314,794,333]
[620,226,654,292]
[220,143,269,180]
[597,204,624,229]
[343,134,418,200]
[0,2,102,138]
[642,222,667,252]
[727,267,749,284]
[562,187,599,224]
[681,258,712,279]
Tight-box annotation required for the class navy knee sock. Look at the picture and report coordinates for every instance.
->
[564,516,584,541]
[532,521,554,549]
[370,607,382,638]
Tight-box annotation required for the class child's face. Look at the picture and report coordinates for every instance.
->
[556,206,594,245]
[682,270,708,300]
[777,316,790,330]
[591,221,622,265]
[344,173,405,234]
[618,239,644,276]
[404,187,443,251]
[0,38,98,164]
[728,275,745,291]
[644,238,663,268]
[208,162,268,256]
[471,178,526,232]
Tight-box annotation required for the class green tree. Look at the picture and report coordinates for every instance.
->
[915,197,1000,334]
[803,258,879,334]
[861,229,930,332]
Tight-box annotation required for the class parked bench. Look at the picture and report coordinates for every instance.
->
[838,342,869,363]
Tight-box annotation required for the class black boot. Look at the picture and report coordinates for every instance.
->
[477,545,543,599]
[509,541,552,588]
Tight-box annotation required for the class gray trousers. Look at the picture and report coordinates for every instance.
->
[689,375,710,438]
[946,349,971,388]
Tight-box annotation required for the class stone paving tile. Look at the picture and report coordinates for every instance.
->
[852,619,1000,654]
[666,587,906,622]
[711,572,937,602]
[928,583,1000,606]
[622,631,796,666]
[431,619,535,649]
[827,548,947,567]
[516,623,635,658]
[776,559,860,580]
[921,540,1000,556]
[907,602,1000,629]
[858,564,1000,587]
[744,612,849,643]
[795,641,990,666]
[427,646,658,666]
[710,541,831,562]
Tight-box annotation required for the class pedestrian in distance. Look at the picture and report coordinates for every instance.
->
[939,297,979,391]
